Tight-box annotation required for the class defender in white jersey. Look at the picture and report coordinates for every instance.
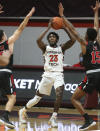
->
[19,20,76,127]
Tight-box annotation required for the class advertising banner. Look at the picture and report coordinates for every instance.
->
[13,68,85,104]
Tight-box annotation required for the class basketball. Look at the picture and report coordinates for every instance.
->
[51,17,63,30]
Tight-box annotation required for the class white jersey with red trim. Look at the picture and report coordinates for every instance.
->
[43,45,64,72]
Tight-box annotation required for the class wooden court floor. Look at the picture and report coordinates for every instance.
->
[0,106,99,131]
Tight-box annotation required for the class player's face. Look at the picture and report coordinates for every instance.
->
[48,34,57,46]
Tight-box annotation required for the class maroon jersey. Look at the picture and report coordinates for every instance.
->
[83,41,100,71]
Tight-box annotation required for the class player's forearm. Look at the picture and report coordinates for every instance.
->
[62,16,75,32]
[17,15,30,32]
[94,10,99,33]
[0,4,3,14]
[37,27,50,42]
[37,28,49,52]
[17,7,35,32]
[62,16,86,46]
[61,16,78,39]
[94,9,100,43]
[63,27,75,42]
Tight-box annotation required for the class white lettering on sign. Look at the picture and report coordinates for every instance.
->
[64,83,78,94]
[14,79,37,89]
[14,79,78,94]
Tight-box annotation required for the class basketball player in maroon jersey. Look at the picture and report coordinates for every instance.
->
[19,20,76,127]
[59,1,100,131]
[0,7,35,129]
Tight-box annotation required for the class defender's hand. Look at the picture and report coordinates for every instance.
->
[27,7,35,18]
[59,3,64,17]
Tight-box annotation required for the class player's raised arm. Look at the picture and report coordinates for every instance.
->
[8,7,35,45]
[59,3,87,54]
[0,4,4,14]
[61,25,76,53]
[37,20,51,53]
[92,0,100,43]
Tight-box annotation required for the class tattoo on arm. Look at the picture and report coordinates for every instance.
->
[61,40,75,53]
[62,27,76,52]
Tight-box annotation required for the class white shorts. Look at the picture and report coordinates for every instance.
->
[38,72,64,96]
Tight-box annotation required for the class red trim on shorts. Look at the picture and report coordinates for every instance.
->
[10,74,16,95]
[83,75,87,82]
[78,75,87,90]
[78,85,82,90]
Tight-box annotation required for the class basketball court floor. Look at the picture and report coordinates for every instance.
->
[0,106,99,131]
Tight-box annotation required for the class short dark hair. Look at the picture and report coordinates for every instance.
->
[86,28,97,41]
[0,30,4,41]
[47,32,59,42]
